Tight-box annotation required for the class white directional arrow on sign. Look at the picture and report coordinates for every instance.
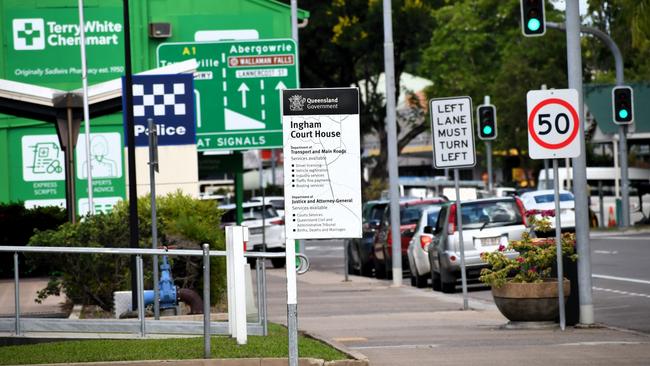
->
[275,81,287,90]
[238,83,250,108]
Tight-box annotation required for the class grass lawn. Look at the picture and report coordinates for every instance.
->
[0,324,349,365]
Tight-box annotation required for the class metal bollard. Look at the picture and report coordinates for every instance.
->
[14,253,21,336]
[261,257,268,336]
[203,243,211,359]
[136,255,146,337]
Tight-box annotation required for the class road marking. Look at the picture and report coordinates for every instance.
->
[349,344,439,350]
[593,236,649,241]
[333,337,367,342]
[593,250,618,255]
[557,341,646,347]
[592,274,650,285]
[593,287,650,299]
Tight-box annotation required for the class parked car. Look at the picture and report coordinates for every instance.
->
[406,206,444,288]
[373,198,447,280]
[426,197,527,293]
[249,196,285,217]
[519,189,575,234]
[220,202,286,268]
[346,200,388,276]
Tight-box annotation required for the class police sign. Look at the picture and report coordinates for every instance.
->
[122,74,196,146]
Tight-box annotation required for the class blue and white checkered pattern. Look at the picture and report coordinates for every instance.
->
[122,73,196,147]
[132,82,187,117]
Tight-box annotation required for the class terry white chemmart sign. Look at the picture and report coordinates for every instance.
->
[6,7,125,86]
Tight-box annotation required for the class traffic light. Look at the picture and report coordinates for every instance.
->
[612,86,634,124]
[477,104,497,140]
[520,0,546,37]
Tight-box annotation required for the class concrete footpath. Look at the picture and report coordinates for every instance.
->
[265,269,650,366]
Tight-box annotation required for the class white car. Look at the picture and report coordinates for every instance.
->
[520,189,576,233]
[407,206,444,288]
[220,202,286,268]
[249,196,285,217]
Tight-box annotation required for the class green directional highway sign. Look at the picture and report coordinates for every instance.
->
[157,39,298,151]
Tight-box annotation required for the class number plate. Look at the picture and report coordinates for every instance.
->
[479,237,501,247]
[249,227,264,235]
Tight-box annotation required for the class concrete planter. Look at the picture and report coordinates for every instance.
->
[491,279,570,322]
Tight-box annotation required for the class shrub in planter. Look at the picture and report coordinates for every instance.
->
[479,210,577,321]
[28,192,225,311]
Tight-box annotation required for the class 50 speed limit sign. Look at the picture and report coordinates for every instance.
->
[527,89,581,159]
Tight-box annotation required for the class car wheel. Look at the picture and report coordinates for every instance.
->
[271,257,286,269]
[415,272,428,288]
[410,274,416,286]
[374,258,386,279]
[431,269,442,292]
[439,259,456,293]
[360,261,373,277]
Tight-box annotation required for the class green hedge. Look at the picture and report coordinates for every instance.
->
[28,192,225,311]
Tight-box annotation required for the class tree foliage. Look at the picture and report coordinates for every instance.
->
[419,0,568,173]
[296,0,439,181]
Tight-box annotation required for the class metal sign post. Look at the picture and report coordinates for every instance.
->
[147,118,160,319]
[429,96,476,310]
[453,169,469,310]
[527,88,580,330]
[282,88,362,365]
[552,159,566,330]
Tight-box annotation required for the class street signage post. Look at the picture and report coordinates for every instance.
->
[157,39,298,151]
[527,88,581,330]
[282,87,362,366]
[429,96,476,310]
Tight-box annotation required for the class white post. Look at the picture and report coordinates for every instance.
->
[77,0,93,214]
[233,226,248,344]
[226,226,235,337]
[286,237,298,366]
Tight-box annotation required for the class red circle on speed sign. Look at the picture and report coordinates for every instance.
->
[528,98,580,149]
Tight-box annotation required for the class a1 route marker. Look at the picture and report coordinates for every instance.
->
[527,89,581,159]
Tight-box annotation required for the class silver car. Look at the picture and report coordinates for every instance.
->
[427,198,528,293]
[407,206,444,288]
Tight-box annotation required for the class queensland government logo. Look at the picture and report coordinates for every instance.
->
[289,94,306,112]
[13,19,45,50]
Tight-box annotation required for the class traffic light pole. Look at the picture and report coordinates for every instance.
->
[547,21,630,228]
[486,141,493,193]
[563,0,594,325]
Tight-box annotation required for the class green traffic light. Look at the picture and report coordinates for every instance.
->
[618,109,629,119]
[527,18,541,32]
[483,126,493,135]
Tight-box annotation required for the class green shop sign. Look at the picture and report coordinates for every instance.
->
[8,125,126,215]
[6,7,125,87]
[157,39,299,151]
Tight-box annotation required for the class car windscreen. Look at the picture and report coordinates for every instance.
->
[368,204,387,223]
[426,207,443,227]
[243,205,278,220]
[533,193,574,204]
[401,204,440,225]
[222,205,278,223]
[269,199,285,210]
[460,200,523,229]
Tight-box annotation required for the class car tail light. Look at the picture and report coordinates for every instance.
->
[515,197,527,226]
[420,234,433,249]
[448,203,457,235]
[450,255,457,262]
[243,241,247,251]
[270,218,284,225]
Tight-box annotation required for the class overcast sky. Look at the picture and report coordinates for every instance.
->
[550,0,590,16]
